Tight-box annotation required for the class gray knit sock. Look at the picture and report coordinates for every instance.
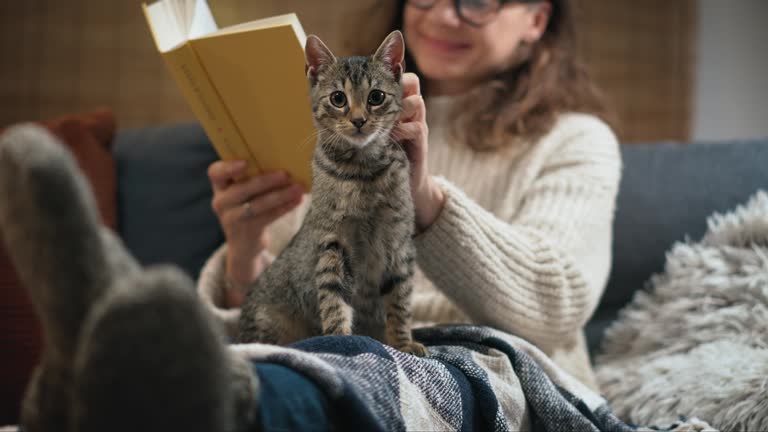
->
[0,124,258,431]
[0,124,140,431]
[73,266,258,432]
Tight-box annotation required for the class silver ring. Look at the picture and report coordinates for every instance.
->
[243,201,254,218]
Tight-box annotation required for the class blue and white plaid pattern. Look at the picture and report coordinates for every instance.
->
[233,325,712,432]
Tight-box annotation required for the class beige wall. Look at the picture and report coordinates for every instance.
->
[692,0,768,141]
[0,0,695,143]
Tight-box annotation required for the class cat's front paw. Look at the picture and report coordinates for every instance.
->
[398,342,429,357]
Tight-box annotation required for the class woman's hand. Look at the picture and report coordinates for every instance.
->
[207,160,304,306]
[393,73,446,233]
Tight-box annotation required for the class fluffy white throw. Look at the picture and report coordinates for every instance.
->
[596,190,768,431]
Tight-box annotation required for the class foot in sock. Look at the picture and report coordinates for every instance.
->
[0,124,257,431]
[0,124,141,430]
[73,266,258,432]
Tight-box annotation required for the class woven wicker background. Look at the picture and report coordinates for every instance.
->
[577,0,696,142]
[0,0,695,143]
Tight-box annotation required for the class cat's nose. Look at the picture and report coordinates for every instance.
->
[351,118,367,130]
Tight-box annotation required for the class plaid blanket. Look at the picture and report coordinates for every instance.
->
[232,325,716,432]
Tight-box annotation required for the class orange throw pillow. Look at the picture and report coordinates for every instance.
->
[0,108,117,425]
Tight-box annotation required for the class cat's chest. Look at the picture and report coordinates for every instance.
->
[342,196,411,259]
[312,158,413,290]
[338,185,413,290]
[335,181,370,213]
[333,170,409,211]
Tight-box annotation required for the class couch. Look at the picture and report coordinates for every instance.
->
[111,122,768,355]
[2,119,765,427]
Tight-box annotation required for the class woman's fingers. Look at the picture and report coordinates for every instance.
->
[393,121,428,142]
[220,183,302,226]
[241,184,304,220]
[402,73,421,98]
[400,94,425,122]
[207,160,247,191]
[252,192,304,227]
[211,171,290,215]
[400,73,425,126]
[392,121,428,168]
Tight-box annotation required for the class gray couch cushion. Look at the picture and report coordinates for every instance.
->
[588,138,768,352]
[113,123,223,280]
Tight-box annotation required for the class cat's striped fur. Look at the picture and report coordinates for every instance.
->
[238,31,427,356]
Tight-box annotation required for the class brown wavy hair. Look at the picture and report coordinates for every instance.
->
[393,0,613,151]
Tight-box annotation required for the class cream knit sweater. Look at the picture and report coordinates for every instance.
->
[196,96,622,391]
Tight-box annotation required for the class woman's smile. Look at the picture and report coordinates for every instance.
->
[415,31,472,56]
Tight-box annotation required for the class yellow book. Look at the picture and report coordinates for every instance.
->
[142,0,315,189]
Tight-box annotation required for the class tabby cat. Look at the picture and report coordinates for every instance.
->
[238,31,427,357]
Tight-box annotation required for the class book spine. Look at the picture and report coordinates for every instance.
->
[161,44,261,176]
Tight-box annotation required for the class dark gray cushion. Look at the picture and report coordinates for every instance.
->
[587,138,768,353]
[113,123,223,280]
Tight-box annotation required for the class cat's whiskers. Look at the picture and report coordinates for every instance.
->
[372,124,395,141]
[296,130,321,150]
[321,129,346,150]
[297,127,333,150]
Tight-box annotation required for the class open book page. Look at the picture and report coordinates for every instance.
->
[144,0,218,52]
[146,0,304,51]
[202,13,306,47]
[166,0,191,38]
[188,0,218,39]
[144,1,186,52]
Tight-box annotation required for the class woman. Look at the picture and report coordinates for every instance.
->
[201,0,621,391]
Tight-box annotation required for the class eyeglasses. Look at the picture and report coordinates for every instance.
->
[406,0,540,27]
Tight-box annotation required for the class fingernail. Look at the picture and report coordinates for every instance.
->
[232,160,247,170]
[273,171,288,181]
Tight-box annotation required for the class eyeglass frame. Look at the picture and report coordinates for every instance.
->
[405,0,543,28]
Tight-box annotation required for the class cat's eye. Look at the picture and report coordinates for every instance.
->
[368,90,386,106]
[330,91,347,108]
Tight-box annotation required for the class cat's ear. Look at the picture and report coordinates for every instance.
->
[305,35,336,86]
[373,31,405,81]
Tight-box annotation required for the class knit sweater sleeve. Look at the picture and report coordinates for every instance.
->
[414,117,621,348]
[196,243,275,338]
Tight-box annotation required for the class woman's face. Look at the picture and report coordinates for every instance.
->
[404,0,550,94]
